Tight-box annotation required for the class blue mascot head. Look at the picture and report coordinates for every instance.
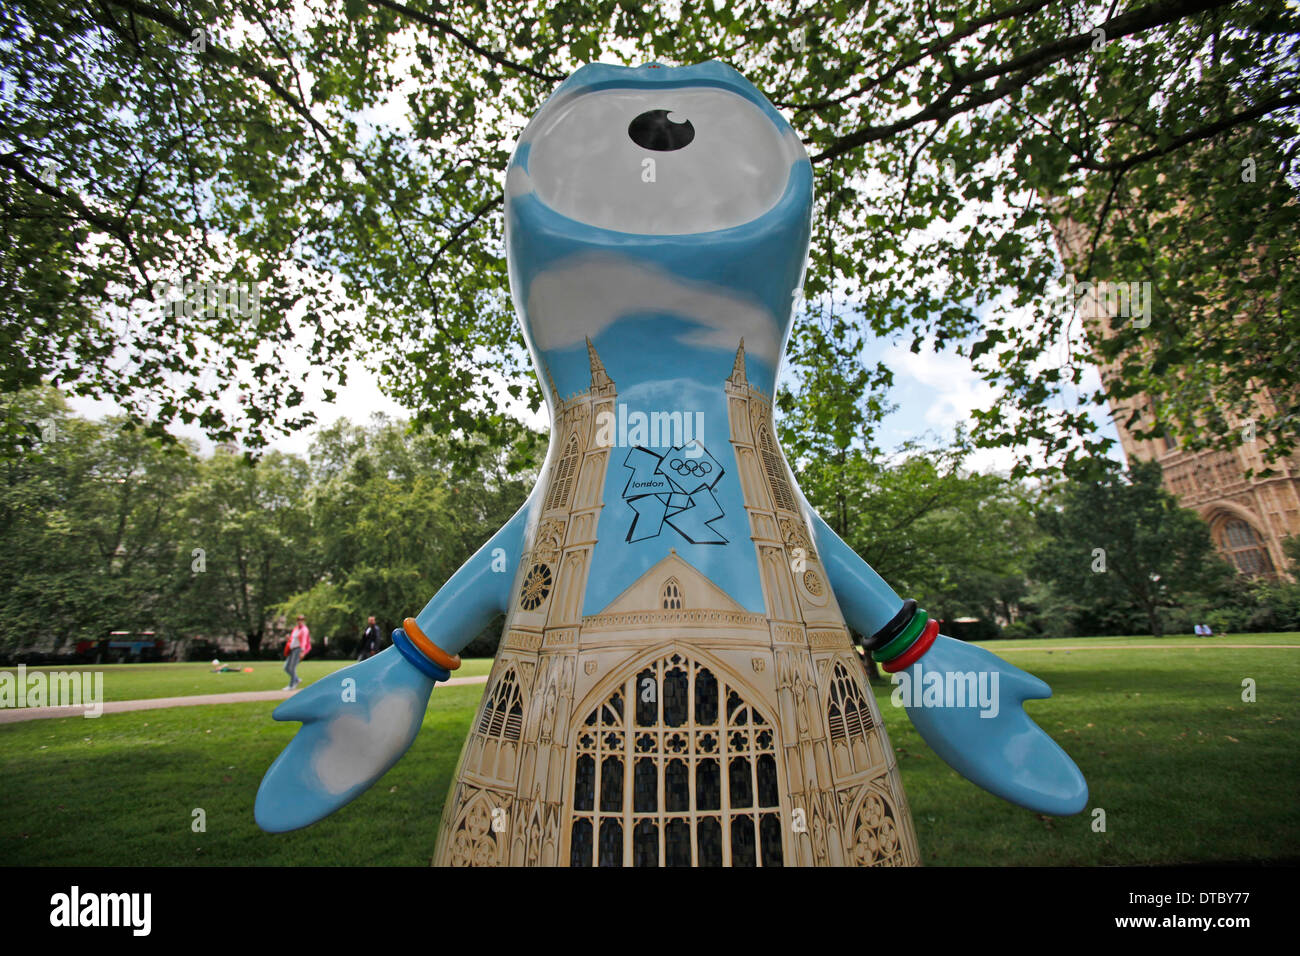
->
[505,61,813,615]
[505,61,814,401]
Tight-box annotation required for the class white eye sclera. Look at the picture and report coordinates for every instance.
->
[523,87,798,236]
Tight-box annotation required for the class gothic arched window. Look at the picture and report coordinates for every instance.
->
[1218,518,1276,578]
[661,578,683,610]
[826,661,877,777]
[570,653,783,867]
[477,667,524,742]
[756,425,798,513]
[546,433,581,512]
[471,667,524,781]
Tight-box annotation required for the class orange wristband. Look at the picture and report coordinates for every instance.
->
[403,617,462,671]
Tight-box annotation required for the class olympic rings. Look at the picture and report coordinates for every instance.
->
[668,458,712,477]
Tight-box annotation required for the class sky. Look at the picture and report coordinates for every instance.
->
[868,330,1124,473]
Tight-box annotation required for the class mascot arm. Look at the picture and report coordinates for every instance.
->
[804,500,1088,816]
[254,498,532,832]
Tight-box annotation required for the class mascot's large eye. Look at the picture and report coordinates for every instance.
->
[628,109,696,151]
[520,87,798,235]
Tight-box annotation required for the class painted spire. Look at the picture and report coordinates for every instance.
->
[587,336,613,390]
[728,338,748,386]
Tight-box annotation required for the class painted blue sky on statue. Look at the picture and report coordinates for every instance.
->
[505,61,813,617]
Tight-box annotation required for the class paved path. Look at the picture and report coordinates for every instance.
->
[0,674,490,724]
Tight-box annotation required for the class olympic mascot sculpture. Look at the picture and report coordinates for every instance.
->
[256,61,1087,866]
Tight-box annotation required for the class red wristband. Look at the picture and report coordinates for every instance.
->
[882,619,939,673]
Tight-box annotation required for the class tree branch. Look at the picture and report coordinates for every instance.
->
[1069,92,1300,174]
[100,0,337,145]
[778,0,1055,114]
[365,0,565,83]
[421,194,503,287]
[0,151,152,287]
[812,0,1234,163]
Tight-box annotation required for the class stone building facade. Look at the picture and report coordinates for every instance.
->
[1107,387,1299,579]
[1055,219,1297,580]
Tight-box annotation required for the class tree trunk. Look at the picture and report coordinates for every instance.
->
[1146,605,1163,638]
[851,629,882,683]
[861,652,882,684]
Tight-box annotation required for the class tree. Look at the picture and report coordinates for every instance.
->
[1031,458,1233,636]
[4,1,1294,473]
[802,440,1042,626]
[1284,533,1300,574]
[903,474,1041,633]
[0,387,198,650]
[175,447,315,655]
[0,387,541,657]
[277,413,542,652]
[780,311,1042,659]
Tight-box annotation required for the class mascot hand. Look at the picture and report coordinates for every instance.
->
[254,646,444,832]
[896,636,1088,816]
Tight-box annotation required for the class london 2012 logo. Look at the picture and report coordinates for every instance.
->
[621,440,727,545]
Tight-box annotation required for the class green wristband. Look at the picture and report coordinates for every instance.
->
[873,608,928,663]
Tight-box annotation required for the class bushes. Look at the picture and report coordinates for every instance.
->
[328,633,361,659]
[942,618,1003,642]
[1162,579,1300,635]
[461,616,504,658]
[999,620,1035,640]
[1240,581,1300,632]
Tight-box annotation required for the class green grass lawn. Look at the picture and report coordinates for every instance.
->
[0,636,1295,865]
[4,656,495,702]
[895,636,1299,864]
[979,632,1300,650]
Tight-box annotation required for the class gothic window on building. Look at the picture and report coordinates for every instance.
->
[546,433,581,512]
[826,661,877,777]
[756,425,798,514]
[661,578,683,610]
[569,653,784,867]
[477,667,525,742]
[448,799,500,867]
[849,790,906,866]
[1219,518,1276,577]
[471,668,524,779]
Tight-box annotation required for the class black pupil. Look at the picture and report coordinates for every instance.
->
[628,109,695,151]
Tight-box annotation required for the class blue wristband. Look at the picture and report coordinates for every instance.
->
[392,628,452,682]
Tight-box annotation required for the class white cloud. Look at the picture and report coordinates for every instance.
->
[884,341,998,428]
[525,254,781,365]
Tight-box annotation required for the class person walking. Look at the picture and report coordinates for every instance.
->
[357,615,382,661]
[284,614,312,690]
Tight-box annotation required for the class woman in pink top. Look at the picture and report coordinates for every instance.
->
[283,615,311,690]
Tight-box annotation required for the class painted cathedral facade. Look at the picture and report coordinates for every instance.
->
[432,340,919,867]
